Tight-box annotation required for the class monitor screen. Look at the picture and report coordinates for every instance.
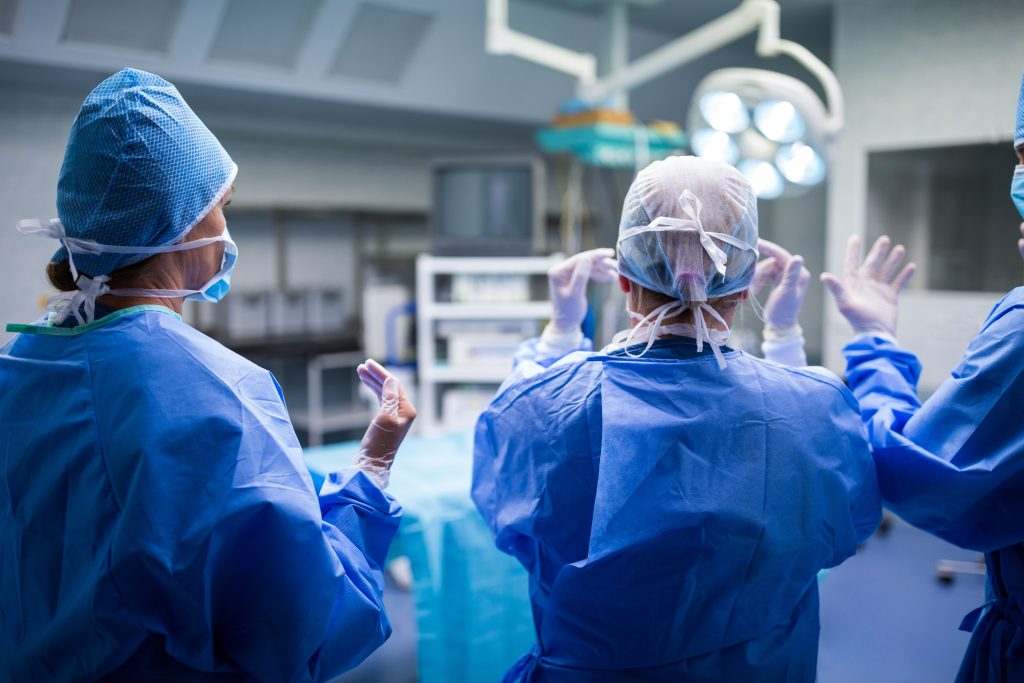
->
[432,158,542,255]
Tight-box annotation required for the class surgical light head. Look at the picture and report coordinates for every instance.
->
[688,68,830,200]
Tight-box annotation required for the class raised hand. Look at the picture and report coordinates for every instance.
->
[548,248,618,332]
[755,239,811,332]
[354,359,416,489]
[820,235,916,337]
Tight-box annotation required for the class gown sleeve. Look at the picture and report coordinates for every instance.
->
[499,331,593,395]
[842,288,1024,552]
[108,369,402,682]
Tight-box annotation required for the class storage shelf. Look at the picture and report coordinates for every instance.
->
[417,254,562,433]
[419,255,559,274]
[426,302,551,320]
[421,365,511,383]
[291,409,375,432]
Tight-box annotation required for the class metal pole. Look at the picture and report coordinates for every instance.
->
[601,0,630,110]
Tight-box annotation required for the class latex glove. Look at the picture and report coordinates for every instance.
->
[820,235,916,338]
[548,248,618,333]
[754,239,811,332]
[354,359,416,489]
[1018,222,1024,261]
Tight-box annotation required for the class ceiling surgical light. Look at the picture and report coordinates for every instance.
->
[690,128,740,165]
[775,142,826,186]
[687,68,833,199]
[738,159,784,199]
[484,0,845,190]
[699,91,750,134]
[753,99,805,143]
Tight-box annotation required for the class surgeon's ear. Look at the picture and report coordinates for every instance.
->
[738,290,750,300]
[618,275,631,293]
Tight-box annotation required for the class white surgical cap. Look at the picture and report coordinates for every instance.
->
[613,156,759,366]
[617,155,759,303]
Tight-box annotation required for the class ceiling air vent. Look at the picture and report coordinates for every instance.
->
[0,0,17,37]
[61,0,181,54]
[330,3,432,84]
[208,0,322,70]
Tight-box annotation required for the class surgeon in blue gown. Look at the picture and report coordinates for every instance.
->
[473,156,881,682]
[819,75,1024,683]
[0,69,416,681]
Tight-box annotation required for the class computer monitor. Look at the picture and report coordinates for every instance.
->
[430,156,545,256]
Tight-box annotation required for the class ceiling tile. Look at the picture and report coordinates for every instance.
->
[61,0,181,55]
[330,3,433,84]
[0,0,17,36]
[208,0,322,70]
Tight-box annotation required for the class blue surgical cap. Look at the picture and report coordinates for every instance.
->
[54,68,237,277]
[617,156,758,303]
[1016,70,1024,149]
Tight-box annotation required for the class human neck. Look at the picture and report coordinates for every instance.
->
[96,293,183,315]
[96,266,188,315]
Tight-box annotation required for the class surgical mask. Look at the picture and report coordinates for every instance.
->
[1012,165,1024,220]
[18,218,237,325]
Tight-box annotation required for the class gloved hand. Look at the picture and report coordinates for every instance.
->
[753,239,811,332]
[1017,222,1024,261]
[548,248,618,333]
[354,359,416,489]
[821,235,916,338]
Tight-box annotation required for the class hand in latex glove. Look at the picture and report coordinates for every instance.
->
[548,248,618,332]
[821,235,916,337]
[753,239,811,332]
[354,359,416,489]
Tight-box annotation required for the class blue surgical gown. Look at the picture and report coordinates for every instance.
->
[0,305,401,681]
[473,336,881,682]
[843,288,1024,683]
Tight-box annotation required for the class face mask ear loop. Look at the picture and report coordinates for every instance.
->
[709,336,727,370]
[58,220,115,325]
[699,303,730,370]
[623,304,669,359]
[692,303,706,354]
[72,274,111,324]
[747,289,766,323]
[618,300,682,358]
[44,220,87,325]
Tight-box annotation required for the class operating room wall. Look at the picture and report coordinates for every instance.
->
[826,0,1024,390]
[0,87,74,339]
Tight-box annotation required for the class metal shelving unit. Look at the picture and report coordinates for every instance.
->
[416,254,561,434]
[289,351,375,447]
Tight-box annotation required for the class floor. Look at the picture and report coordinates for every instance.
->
[817,515,984,682]
[333,573,418,683]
